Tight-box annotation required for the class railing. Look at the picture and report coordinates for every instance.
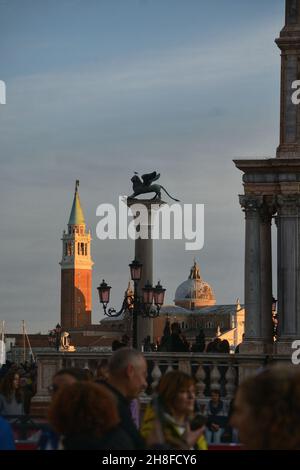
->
[34,351,291,405]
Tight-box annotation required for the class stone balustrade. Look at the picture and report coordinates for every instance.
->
[32,351,290,413]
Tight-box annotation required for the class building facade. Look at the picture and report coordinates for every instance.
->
[235,0,300,354]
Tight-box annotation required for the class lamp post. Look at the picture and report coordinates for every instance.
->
[97,260,166,349]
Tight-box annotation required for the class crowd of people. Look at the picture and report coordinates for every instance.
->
[152,321,232,354]
[1,348,300,450]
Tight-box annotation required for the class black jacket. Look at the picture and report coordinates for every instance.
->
[63,427,135,450]
[100,381,145,450]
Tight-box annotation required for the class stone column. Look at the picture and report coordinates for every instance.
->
[260,199,276,348]
[239,195,275,353]
[276,194,300,353]
[135,212,153,351]
[127,199,165,349]
[239,196,263,349]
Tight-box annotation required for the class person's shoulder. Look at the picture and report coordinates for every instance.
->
[103,427,136,450]
[0,416,10,429]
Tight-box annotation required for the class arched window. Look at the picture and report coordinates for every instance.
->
[67,242,72,256]
[85,244,87,256]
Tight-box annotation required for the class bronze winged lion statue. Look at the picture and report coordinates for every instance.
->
[129,171,180,202]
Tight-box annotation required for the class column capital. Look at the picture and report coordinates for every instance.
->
[259,198,277,224]
[239,195,264,214]
[277,194,300,216]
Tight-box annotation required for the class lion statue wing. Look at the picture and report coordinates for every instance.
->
[141,171,160,187]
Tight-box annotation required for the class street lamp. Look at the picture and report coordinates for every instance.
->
[97,260,166,349]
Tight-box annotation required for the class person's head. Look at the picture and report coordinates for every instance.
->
[111,340,124,351]
[108,348,147,400]
[230,365,300,450]
[48,382,119,439]
[122,334,130,346]
[171,322,181,334]
[96,359,109,381]
[210,389,221,404]
[219,340,230,353]
[0,371,22,401]
[49,368,91,396]
[157,371,196,419]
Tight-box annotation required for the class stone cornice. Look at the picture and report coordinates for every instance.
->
[234,158,300,174]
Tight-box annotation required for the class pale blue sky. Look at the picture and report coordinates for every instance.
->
[0,0,283,332]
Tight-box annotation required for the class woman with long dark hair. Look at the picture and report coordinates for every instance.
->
[0,371,24,416]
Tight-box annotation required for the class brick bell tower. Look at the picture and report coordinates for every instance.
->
[60,180,93,328]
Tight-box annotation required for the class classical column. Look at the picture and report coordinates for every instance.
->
[127,199,165,349]
[239,195,274,353]
[276,0,300,158]
[135,206,153,350]
[239,196,264,343]
[259,200,276,346]
[276,194,300,352]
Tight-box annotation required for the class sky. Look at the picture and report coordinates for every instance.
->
[0,0,284,333]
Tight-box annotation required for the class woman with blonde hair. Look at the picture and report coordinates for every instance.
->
[141,371,207,450]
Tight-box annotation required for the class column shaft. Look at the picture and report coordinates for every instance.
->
[135,232,153,350]
[277,195,300,340]
[240,196,263,340]
[260,204,275,344]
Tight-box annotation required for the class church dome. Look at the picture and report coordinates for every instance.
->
[174,261,216,309]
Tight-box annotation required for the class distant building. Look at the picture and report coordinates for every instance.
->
[60,180,93,329]
[153,261,245,351]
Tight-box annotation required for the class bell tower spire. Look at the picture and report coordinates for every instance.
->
[60,181,93,329]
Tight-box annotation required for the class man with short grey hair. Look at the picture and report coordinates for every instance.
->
[99,348,147,449]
